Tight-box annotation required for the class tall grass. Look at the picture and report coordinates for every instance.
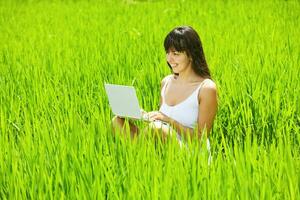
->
[0,0,299,199]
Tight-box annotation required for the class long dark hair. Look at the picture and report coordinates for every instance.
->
[164,26,211,78]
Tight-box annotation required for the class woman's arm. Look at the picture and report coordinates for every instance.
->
[196,81,218,138]
[147,111,194,139]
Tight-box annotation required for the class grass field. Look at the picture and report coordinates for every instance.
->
[0,0,299,199]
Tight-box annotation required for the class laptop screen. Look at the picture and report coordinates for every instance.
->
[104,83,142,119]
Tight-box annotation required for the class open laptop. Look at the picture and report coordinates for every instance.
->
[104,83,151,121]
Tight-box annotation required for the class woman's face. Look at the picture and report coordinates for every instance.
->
[166,48,192,74]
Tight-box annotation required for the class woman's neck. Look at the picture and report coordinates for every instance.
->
[175,69,203,84]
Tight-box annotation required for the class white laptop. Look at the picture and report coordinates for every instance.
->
[104,83,150,121]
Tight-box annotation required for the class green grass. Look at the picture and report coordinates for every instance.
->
[0,0,299,199]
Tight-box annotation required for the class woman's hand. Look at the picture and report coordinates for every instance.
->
[147,111,170,123]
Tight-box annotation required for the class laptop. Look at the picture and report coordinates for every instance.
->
[104,83,151,121]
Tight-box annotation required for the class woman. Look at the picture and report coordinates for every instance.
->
[112,26,217,144]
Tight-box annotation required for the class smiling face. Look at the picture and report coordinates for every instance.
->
[166,48,192,74]
[164,26,211,78]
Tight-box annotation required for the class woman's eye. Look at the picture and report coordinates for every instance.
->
[166,51,181,56]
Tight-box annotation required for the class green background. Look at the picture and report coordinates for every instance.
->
[0,0,299,199]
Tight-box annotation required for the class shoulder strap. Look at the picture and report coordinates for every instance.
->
[161,75,172,102]
[198,79,208,90]
[196,79,209,99]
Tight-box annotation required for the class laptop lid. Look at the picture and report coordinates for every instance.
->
[104,83,143,119]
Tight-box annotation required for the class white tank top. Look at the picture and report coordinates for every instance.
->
[159,76,208,129]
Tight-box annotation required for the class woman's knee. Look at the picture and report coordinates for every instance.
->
[111,116,138,138]
[111,116,126,133]
[112,116,124,126]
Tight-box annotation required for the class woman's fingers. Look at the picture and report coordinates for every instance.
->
[146,111,168,122]
[140,109,147,115]
[149,111,159,120]
[141,111,159,121]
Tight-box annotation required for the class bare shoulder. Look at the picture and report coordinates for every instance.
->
[199,79,217,99]
[203,79,217,90]
[161,74,174,87]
